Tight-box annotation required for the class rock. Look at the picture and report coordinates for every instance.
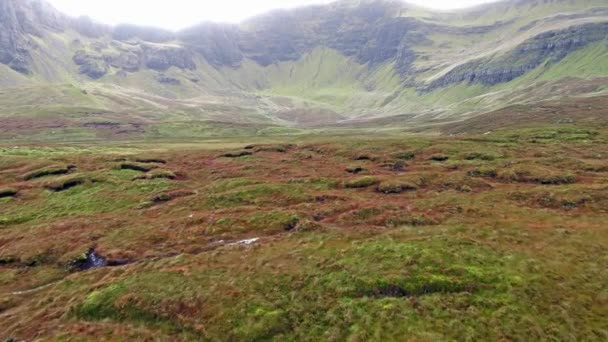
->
[142,44,196,71]
[427,22,608,89]
[108,52,141,72]
[70,248,107,271]
[73,50,108,78]
[155,74,181,85]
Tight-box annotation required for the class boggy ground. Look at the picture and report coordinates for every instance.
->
[1,125,608,340]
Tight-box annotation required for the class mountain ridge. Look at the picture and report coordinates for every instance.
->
[1,0,608,140]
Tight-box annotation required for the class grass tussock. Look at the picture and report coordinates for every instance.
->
[0,187,18,198]
[134,170,177,181]
[221,150,253,158]
[430,154,449,162]
[118,162,158,172]
[135,158,168,164]
[377,180,418,194]
[345,176,380,189]
[22,165,75,180]
[498,165,576,185]
[44,175,90,192]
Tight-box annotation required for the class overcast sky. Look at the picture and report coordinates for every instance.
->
[47,0,499,30]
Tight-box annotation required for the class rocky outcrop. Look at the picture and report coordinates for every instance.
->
[108,52,141,72]
[0,0,32,74]
[73,50,108,79]
[427,22,608,89]
[141,44,196,71]
[155,74,181,85]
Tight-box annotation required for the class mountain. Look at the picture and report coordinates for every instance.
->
[1,0,608,140]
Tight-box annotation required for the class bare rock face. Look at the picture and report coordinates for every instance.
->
[108,52,141,72]
[155,74,181,85]
[142,44,196,71]
[0,0,68,74]
[73,50,108,79]
[427,22,608,89]
[0,0,32,74]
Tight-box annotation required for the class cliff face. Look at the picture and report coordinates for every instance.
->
[428,22,608,89]
[1,0,608,109]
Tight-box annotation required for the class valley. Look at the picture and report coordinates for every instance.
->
[1,0,608,339]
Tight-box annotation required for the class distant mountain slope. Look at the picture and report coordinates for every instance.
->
[1,0,608,140]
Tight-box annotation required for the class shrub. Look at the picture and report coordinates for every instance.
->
[345,177,380,189]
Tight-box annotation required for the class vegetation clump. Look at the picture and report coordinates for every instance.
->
[222,150,253,158]
[430,154,449,162]
[463,152,499,161]
[345,165,366,174]
[353,153,375,161]
[44,175,90,192]
[468,167,498,178]
[392,151,416,160]
[345,176,380,188]
[377,180,418,194]
[22,164,76,180]
[118,162,157,172]
[135,158,167,164]
[0,187,18,198]
[254,144,293,153]
[133,170,177,180]
[498,166,576,185]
